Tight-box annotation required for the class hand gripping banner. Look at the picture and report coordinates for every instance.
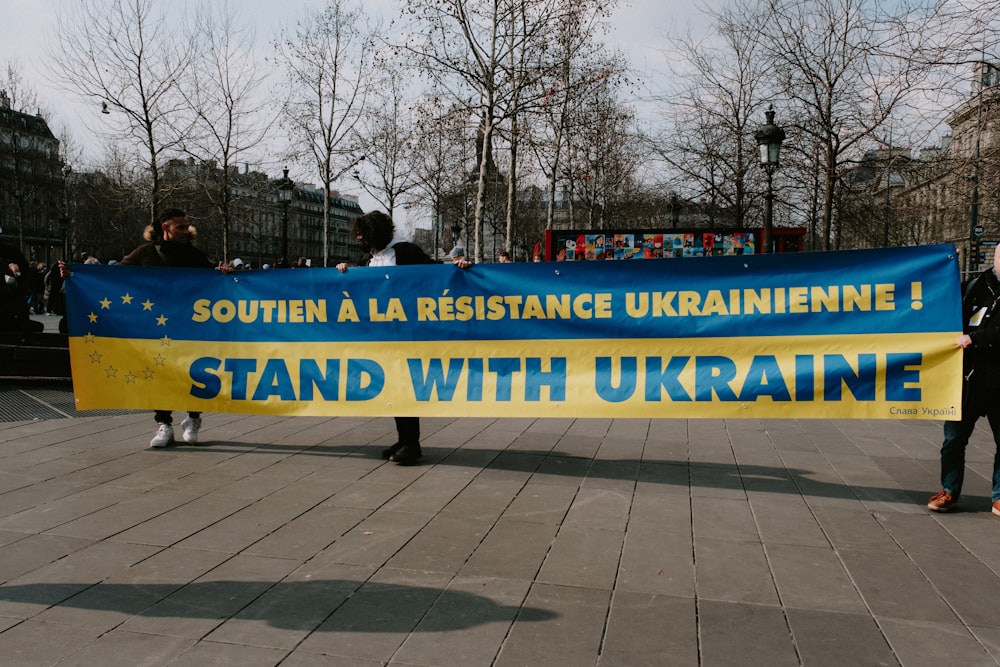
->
[65,244,964,419]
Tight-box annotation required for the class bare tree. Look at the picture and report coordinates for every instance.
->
[351,68,420,217]
[524,1,620,231]
[45,0,194,225]
[762,0,942,249]
[72,141,151,260]
[410,95,475,260]
[403,0,618,260]
[273,0,378,266]
[563,74,641,230]
[182,2,275,261]
[653,0,772,229]
[55,127,85,258]
[1,59,45,116]
[401,0,511,263]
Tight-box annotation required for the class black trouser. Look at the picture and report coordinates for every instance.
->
[154,410,201,425]
[394,416,420,445]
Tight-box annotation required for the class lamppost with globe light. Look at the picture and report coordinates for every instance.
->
[277,167,294,262]
[754,105,786,254]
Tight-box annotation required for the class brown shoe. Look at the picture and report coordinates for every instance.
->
[993,501,1000,517]
[927,490,956,512]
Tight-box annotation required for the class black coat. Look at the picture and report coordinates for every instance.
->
[961,268,1000,407]
[120,240,214,269]
[362,241,434,267]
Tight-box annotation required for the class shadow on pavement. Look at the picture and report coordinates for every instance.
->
[163,439,934,505]
[0,579,556,631]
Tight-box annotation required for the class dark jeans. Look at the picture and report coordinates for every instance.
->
[154,411,201,425]
[395,416,420,445]
[940,394,1000,502]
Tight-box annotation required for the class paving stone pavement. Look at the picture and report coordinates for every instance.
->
[2,411,1000,666]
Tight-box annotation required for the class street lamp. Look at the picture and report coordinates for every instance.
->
[754,104,786,254]
[277,167,294,262]
[61,165,72,260]
[58,215,69,260]
[968,68,986,274]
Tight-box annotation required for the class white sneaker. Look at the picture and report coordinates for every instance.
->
[180,417,202,444]
[150,423,174,448]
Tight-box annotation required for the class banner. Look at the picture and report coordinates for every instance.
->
[65,244,964,419]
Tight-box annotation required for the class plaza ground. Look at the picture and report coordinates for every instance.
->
[2,402,1000,665]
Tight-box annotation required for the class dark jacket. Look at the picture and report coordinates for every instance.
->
[44,263,65,316]
[392,241,435,266]
[962,268,1000,401]
[120,240,214,269]
[0,243,40,333]
[362,241,434,267]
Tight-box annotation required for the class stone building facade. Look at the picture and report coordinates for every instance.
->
[0,90,65,264]
[841,63,1000,273]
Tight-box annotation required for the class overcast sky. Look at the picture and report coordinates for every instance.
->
[0,0,706,219]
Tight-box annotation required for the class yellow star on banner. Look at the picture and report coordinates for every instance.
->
[156,314,168,326]
[89,350,103,364]
[142,299,154,311]
[160,336,171,346]
[88,312,98,323]
[153,354,166,367]
[104,365,118,378]
[100,297,112,309]
[125,372,137,384]
[121,293,133,304]
[142,368,155,379]
[84,333,96,344]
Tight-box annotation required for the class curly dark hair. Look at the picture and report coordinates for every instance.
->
[351,211,394,252]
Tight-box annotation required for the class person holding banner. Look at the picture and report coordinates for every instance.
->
[1,242,42,333]
[81,208,235,448]
[337,211,468,465]
[120,208,221,447]
[928,244,1000,515]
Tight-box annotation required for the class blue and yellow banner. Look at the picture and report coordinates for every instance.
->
[65,244,964,419]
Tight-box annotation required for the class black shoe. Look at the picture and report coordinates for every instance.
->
[389,443,422,465]
[382,443,403,460]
